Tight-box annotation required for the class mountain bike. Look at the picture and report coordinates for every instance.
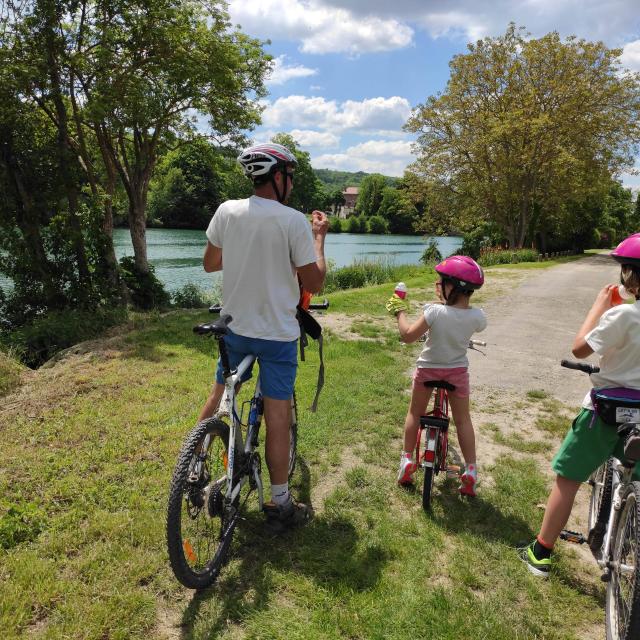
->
[417,339,486,511]
[559,360,640,640]
[166,301,328,590]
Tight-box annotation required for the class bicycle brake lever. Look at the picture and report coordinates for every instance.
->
[468,345,486,357]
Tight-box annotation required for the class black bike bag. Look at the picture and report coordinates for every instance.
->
[590,387,640,426]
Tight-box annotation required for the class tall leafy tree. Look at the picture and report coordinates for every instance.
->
[406,24,640,248]
[271,133,324,212]
[356,174,387,216]
[8,0,270,275]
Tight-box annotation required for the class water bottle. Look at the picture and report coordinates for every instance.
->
[394,282,407,299]
[611,284,633,306]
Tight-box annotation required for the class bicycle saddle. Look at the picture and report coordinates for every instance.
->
[193,314,233,336]
[423,380,456,391]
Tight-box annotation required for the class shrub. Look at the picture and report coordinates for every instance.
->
[329,216,343,233]
[346,215,363,233]
[119,256,171,310]
[420,239,442,265]
[172,284,209,309]
[6,306,127,368]
[367,215,388,234]
[458,223,506,259]
[323,258,401,293]
[477,247,539,267]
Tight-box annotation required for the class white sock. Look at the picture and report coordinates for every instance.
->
[401,451,412,459]
[271,482,290,506]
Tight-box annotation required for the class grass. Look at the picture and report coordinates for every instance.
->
[0,252,604,640]
[0,349,25,395]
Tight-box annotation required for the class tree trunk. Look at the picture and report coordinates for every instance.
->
[128,194,149,273]
[43,9,91,297]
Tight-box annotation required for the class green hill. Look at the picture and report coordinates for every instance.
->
[314,168,397,190]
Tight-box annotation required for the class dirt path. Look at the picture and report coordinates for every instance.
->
[470,253,617,403]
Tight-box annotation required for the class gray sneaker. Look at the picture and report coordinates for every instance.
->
[263,499,313,533]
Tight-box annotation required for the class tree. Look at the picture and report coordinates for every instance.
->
[271,133,324,212]
[9,0,270,275]
[377,187,419,234]
[405,24,640,248]
[149,139,227,228]
[328,188,346,215]
[356,174,387,216]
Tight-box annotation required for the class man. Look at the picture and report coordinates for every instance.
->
[200,142,328,531]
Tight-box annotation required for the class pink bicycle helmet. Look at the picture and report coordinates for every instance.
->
[435,255,485,290]
[611,234,640,267]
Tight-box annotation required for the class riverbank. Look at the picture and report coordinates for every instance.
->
[0,256,606,639]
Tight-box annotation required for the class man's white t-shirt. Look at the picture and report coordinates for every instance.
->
[206,196,317,341]
[416,303,487,369]
[582,301,640,408]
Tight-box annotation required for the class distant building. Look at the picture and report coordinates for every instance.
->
[338,186,359,218]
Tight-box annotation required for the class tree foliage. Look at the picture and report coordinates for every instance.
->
[271,133,326,212]
[355,174,387,216]
[406,24,640,248]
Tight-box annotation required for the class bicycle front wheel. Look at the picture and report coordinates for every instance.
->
[166,417,236,590]
[606,481,640,640]
[288,392,298,480]
[590,460,613,529]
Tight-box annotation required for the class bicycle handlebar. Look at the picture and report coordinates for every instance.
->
[560,359,600,374]
[469,339,487,347]
[208,298,329,314]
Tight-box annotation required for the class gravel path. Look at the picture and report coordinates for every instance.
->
[469,253,619,404]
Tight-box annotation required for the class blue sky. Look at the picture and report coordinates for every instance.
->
[224,0,640,188]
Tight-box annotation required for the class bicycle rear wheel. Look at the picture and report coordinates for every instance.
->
[288,392,298,480]
[588,459,613,556]
[606,481,640,640]
[166,417,237,590]
[421,429,439,512]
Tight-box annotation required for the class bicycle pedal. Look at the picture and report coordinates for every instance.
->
[559,529,587,544]
[446,464,461,477]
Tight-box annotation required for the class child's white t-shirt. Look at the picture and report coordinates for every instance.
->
[583,301,640,407]
[206,196,317,341]
[416,303,487,369]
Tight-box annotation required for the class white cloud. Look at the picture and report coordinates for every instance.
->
[267,56,318,86]
[228,0,413,55]
[246,0,640,48]
[261,95,413,134]
[621,40,640,73]
[289,129,340,148]
[314,140,415,176]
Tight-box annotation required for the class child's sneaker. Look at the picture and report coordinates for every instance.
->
[459,464,477,497]
[518,541,551,578]
[397,455,417,485]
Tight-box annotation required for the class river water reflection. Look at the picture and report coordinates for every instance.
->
[113,228,462,291]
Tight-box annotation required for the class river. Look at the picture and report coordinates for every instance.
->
[114,228,461,291]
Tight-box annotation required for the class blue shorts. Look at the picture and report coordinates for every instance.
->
[215,329,298,401]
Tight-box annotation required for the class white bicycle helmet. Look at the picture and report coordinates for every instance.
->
[237,143,297,179]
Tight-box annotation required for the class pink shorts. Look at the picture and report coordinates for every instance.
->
[413,366,470,398]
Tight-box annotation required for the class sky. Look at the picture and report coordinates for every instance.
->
[224,0,640,189]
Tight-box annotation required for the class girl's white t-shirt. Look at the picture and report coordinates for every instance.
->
[206,196,317,341]
[416,303,487,369]
[583,301,640,407]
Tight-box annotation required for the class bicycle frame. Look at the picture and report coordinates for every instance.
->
[194,351,267,512]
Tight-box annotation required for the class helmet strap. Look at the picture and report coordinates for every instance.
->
[270,168,288,204]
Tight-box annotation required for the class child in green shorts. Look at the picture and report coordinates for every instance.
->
[520,234,640,578]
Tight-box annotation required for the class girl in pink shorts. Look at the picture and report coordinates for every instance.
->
[386,256,487,496]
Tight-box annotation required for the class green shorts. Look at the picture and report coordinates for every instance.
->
[552,408,640,482]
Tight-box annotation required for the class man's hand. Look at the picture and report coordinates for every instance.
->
[386,293,409,316]
[311,210,329,239]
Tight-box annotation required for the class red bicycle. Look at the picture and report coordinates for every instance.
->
[415,339,486,511]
